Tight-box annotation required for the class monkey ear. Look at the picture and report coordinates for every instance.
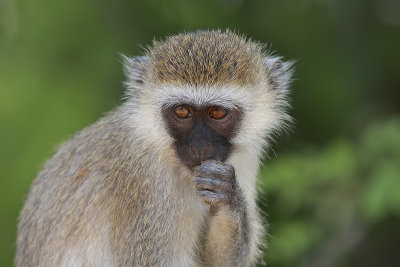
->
[264,56,294,92]
[121,55,148,87]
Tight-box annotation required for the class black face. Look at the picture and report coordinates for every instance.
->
[163,104,242,170]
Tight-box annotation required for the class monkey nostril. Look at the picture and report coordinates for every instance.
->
[189,145,199,158]
[185,142,216,166]
[200,144,215,160]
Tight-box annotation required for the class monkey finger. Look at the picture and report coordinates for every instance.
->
[194,177,232,193]
[197,190,228,206]
[196,160,234,173]
[194,162,235,182]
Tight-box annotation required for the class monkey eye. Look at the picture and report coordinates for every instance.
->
[174,105,192,118]
[209,106,227,120]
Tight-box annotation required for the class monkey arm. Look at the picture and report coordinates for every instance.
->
[204,196,251,266]
[194,160,253,266]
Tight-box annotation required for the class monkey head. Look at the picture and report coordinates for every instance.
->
[122,30,293,170]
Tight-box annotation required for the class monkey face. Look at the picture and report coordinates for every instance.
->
[163,105,242,169]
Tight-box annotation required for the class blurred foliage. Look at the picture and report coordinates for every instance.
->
[1,0,400,266]
[259,118,400,266]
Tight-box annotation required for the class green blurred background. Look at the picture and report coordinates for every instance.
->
[1,0,399,266]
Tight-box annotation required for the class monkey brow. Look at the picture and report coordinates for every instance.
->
[154,85,252,109]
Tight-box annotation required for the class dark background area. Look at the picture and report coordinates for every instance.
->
[1,0,399,266]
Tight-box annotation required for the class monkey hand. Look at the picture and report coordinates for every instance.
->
[194,160,244,211]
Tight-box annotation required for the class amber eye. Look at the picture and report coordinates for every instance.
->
[209,106,227,119]
[174,105,191,118]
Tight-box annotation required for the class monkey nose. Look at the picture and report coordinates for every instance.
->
[192,143,215,161]
[200,143,214,160]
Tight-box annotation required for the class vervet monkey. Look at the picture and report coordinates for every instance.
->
[16,30,293,266]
